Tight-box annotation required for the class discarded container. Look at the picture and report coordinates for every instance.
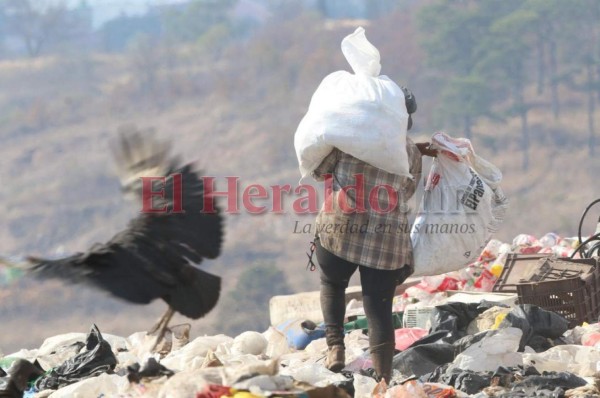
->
[515,257,600,327]
[517,280,590,328]
[276,319,326,350]
[493,254,596,293]
[344,313,403,332]
[402,307,434,329]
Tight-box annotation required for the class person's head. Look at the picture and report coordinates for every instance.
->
[401,86,417,131]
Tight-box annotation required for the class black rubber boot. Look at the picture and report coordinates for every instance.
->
[370,342,396,383]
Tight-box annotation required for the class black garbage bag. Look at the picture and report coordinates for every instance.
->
[512,371,586,391]
[429,301,501,343]
[452,329,496,355]
[500,305,569,352]
[127,358,174,383]
[496,387,566,397]
[426,365,511,395]
[443,368,492,395]
[0,359,44,398]
[336,371,355,397]
[391,343,455,377]
[425,364,492,395]
[495,371,587,398]
[35,324,117,391]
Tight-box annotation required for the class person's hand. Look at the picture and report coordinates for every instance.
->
[416,142,437,157]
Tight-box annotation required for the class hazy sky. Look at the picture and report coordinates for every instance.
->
[72,0,190,27]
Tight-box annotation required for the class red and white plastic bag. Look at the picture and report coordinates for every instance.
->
[410,132,508,276]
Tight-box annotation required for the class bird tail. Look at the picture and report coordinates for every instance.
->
[166,264,221,319]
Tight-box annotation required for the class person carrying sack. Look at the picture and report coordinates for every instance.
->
[310,87,436,382]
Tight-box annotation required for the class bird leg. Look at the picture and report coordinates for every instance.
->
[148,306,175,352]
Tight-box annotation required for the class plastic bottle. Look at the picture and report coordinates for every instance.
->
[345,313,403,332]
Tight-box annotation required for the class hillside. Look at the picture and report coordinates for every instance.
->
[1,3,600,353]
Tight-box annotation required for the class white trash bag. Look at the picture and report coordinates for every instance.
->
[294,27,411,180]
[410,132,508,276]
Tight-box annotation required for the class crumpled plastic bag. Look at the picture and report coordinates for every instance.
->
[34,324,117,391]
[451,327,523,372]
[43,373,129,398]
[522,345,600,377]
[160,334,232,371]
[294,26,411,180]
[410,132,508,276]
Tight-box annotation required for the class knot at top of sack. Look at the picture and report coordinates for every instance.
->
[341,26,382,77]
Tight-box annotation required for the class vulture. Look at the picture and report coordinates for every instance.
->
[2,128,224,344]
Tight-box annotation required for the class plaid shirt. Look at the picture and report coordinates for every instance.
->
[312,138,422,271]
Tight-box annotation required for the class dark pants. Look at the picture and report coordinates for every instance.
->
[316,240,411,350]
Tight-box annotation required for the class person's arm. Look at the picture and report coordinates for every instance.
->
[404,139,423,199]
[415,142,437,157]
[311,149,340,181]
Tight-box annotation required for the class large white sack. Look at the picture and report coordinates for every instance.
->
[410,132,508,276]
[294,27,411,180]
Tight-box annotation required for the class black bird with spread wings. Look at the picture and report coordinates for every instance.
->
[5,128,224,343]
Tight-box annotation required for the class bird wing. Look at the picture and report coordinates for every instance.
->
[27,131,224,319]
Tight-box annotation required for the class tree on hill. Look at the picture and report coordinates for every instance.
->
[161,0,238,43]
[438,76,495,140]
[475,8,537,170]
[522,0,573,120]
[416,1,509,139]
[0,0,72,57]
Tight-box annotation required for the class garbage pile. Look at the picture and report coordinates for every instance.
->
[1,233,600,398]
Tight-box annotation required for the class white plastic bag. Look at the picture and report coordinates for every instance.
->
[522,345,600,377]
[451,327,522,372]
[294,27,411,180]
[410,132,508,276]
